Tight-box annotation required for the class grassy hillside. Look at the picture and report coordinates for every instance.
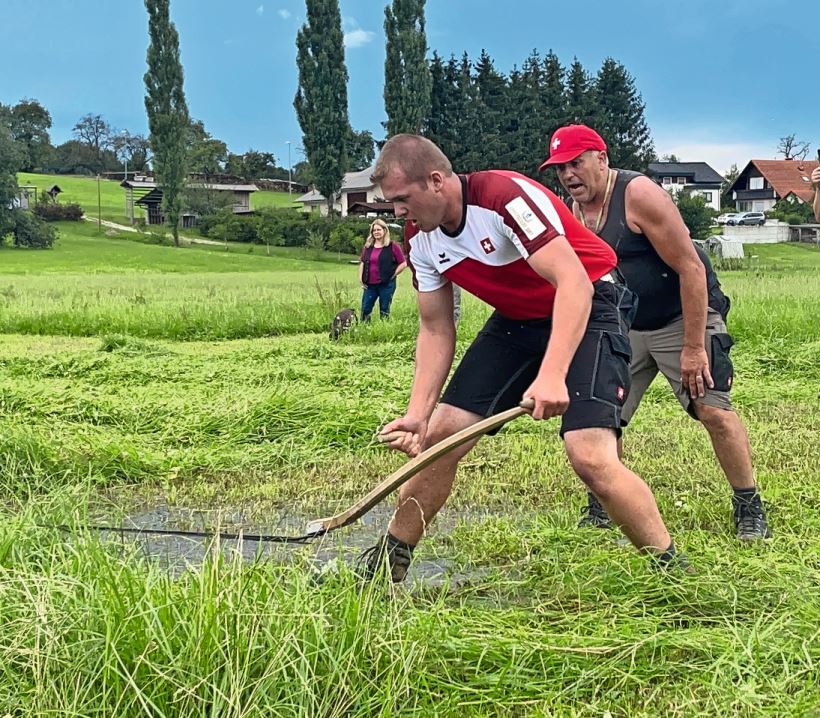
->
[17,172,296,226]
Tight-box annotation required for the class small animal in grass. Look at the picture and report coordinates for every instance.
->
[329,308,357,340]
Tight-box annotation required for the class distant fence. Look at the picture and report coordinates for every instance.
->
[723,221,790,244]
[788,225,820,244]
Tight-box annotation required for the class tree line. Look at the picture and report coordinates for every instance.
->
[0,98,290,183]
[295,0,656,206]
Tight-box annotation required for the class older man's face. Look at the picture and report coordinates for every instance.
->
[553,150,609,204]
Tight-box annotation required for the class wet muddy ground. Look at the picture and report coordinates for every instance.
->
[86,501,513,586]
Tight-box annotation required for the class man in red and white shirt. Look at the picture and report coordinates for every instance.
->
[359,134,686,582]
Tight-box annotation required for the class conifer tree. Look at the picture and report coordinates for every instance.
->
[423,54,457,162]
[565,58,596,126]
[594,58,655,171]
[473,50,507,169]
[537,51,568,192]
[505,50,547,177]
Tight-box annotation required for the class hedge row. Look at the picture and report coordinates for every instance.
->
[198,208,393,255]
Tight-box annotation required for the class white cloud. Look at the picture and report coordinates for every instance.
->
[256,4,264,14]
[341,16,374,48]
[277,8,291,19]
[344,28,374,48]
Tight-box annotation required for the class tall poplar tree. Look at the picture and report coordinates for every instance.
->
[384,0,431,136]
[144,0,189,246]
[294,0,349,215]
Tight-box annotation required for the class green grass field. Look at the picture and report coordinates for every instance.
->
[0,225,818,716]
[17,172,297,227]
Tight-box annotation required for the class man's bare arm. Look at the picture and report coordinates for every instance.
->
[626,177,712,397]
[524,236,593,420]
[379,283,456,455]
[406,284,457,420]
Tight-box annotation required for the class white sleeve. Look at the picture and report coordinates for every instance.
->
[408,239,448,292]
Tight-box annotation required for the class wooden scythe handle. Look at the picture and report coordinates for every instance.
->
[305,399,535,536]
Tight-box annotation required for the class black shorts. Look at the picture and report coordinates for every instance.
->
[440,280,637,437]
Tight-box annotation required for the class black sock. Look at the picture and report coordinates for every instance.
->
[385,532,415,554]
[733,487,760,504]
[655,542,677,564]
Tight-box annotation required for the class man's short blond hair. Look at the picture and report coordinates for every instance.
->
[371,134,453,186]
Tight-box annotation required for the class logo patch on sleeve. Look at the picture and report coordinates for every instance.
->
[505,196,547,241]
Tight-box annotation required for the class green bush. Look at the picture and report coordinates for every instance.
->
[328,223,360,257]
[674,190,715,239]
[33,201,84,222]
[198,208,373,252]
[2,210,57,248]
[766,197,815,226]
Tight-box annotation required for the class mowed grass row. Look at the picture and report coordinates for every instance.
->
[16,171,297,227]
[0,230,818,716]
[2,222,820,346]
[0,325,816,503]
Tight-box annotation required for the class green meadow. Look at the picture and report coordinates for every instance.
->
[0,221,818,716]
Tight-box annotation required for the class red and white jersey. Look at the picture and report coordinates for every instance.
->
[404,171,616,320]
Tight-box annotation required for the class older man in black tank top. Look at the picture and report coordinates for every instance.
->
[540,125,769,541]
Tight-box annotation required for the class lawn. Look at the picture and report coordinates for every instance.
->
[17,172,296,226]
[0,230,817,716]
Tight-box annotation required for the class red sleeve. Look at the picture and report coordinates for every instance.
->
[391,241,405,264]
[404,221,421,290]
[468,171,562,257]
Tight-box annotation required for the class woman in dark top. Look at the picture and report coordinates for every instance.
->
[358,219,407,320]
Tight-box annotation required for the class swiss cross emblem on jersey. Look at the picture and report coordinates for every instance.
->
[480,237,496,254]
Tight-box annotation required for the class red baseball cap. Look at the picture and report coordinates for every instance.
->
[539,124,607,171]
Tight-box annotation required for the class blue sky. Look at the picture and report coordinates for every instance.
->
[2,0,818,174]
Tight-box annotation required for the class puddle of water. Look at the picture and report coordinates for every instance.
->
[90,501,515,586]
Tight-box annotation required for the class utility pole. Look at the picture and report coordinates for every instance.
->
[287,140,292,205]
[97,174,102,232]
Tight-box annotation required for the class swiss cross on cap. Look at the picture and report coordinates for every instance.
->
[539,124,608,172]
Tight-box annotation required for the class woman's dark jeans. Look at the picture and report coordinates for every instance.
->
[361,278,397,320]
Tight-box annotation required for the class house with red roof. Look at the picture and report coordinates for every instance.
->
[726,158,819,212]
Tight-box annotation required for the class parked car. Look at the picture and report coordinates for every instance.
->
[715,212,738,226]
[728,211,766,226]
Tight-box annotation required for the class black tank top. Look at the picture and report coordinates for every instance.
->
[596,170,728,331]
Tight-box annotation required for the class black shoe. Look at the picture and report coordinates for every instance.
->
[355,533,414,584]
[733,495,771,541]
[578,492,613,529]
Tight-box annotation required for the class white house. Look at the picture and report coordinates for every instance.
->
[296,166,387,217]
[648,161,724,211]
